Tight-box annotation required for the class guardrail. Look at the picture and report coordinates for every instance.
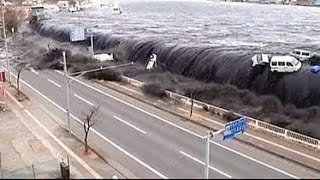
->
[121,76,320,150]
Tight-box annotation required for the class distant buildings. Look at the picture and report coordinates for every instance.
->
[31,5,45,20]
[57,1,69,12]
[315,0,320,5]
[223,0,320,6]
[295,0,313,5]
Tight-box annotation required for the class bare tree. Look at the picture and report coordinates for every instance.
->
[15,61,29,96]
[83,106,99,153]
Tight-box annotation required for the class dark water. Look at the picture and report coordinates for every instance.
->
[33,0,320,108]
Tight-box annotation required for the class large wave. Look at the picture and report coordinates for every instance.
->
[30,20,320,109]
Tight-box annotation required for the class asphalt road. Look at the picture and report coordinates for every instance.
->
[6,67,320,179]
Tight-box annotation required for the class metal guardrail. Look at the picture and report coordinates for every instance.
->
[121,76,320,150]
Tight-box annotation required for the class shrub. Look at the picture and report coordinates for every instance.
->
[306,106,320,121]
[269,114,291,127]
[85,69,122,82]
[259,95,283,115]
[223,111,241,122]
[239,89,258,107]
[69,54,95,64]
[286,121,312,137]
[141,83,167,98]
[4,7,25,34]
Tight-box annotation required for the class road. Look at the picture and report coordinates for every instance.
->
[5,67,320,179]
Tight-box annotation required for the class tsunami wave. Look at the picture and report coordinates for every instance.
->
[30,20,320,109]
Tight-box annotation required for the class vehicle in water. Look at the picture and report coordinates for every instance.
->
[93,53,114,62]
[270,55,301,72]
[289,49,312,61]
[252,54,301,73]
[251,53,270,67]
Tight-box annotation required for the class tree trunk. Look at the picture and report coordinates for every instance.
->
[190,92,193,117]
[17,71,21,95]
[84,131,88,153]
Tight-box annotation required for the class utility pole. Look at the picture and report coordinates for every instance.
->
[1,2,11,85]
[63,51,71,134]
[204,131,212,179]
[62,50,133,134]
[204,128,225,179]
[90,29,94,58]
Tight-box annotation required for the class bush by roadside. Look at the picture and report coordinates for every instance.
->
[141,83,167,98]
[84,69,122,82]
[223,111,241,122]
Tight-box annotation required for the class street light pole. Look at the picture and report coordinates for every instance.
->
[204,131,212,179]
[1,3,11,85]
[204,128,225,179]
[63,51,71,134]
[62,50,133,134]
[90,30,94,58]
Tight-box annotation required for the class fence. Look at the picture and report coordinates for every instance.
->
[121,76,320,150]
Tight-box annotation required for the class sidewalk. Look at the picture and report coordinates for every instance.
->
[2,87,125,179]
[0,103,65,179]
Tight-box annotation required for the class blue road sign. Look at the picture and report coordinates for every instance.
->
[223,117,247,141]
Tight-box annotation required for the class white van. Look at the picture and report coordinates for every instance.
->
[290,49,312,61]
[270,55,301,73]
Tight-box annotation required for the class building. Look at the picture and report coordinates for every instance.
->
[31,5,45,20]
[57,1,69,12]
[295,0,314,5]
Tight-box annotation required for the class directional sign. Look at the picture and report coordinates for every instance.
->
[223,117,247,141]
[70,27,86,42]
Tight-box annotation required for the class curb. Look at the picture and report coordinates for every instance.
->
[97,80,320,174]
[9,82,135,179]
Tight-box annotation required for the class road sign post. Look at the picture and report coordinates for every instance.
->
[204,117,246,179]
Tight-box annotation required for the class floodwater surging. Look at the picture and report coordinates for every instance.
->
[30,18,320,109]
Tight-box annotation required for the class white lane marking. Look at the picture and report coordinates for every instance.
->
[71,114,167,179]
[6,90,102,178]
[74,93,95,106]
[48,79,62,88]
[52,70,300,179]
[30,68,39,75]
[113,115,147,134]
[55,70,202,139]
[209,140,299,179]
[180,151,232,178]
[9,72,167,179]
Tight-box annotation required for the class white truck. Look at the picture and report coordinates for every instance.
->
[251,54,301,73]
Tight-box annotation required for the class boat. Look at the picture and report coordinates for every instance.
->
[112,3,122,14]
